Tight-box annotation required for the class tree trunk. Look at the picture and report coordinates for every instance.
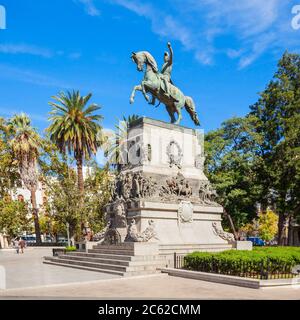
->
[30,189,42,244]
[288,219,293,246]
[76,155,84,195]
[278,213,289,246]
[223,210,238,240]
[278,213,284,245]
[76,155,85,238]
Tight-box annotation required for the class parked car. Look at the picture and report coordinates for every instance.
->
[57,237,68,244]
[42,236,53,243]
[21,235,36,243]
[247,236,265,246]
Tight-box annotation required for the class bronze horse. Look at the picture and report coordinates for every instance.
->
[130,50,200,126]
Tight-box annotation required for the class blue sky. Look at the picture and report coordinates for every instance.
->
[0,0,299,134]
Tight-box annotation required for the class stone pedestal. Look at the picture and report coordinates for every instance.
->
[102,117,237,255]
[127,201,228,245]
[117,242,159,255]
[75,241,97,252]
[234,241,253,251]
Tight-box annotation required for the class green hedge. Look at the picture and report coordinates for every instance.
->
[184,247,300,276]
[65,246,77,252]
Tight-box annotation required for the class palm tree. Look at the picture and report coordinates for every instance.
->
[47,90,103,195]
[7,113,42,244]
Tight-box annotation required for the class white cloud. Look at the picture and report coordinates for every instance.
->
[110,0,296,68]
[238,32,277,69]
[110,0,212,64]
[75,0,101,16]
[0,43,53,57]
[0,43,84,61]
[201,0,280,37]
[0,64,73,88]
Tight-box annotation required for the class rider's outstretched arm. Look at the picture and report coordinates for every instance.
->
[167,42,173,66]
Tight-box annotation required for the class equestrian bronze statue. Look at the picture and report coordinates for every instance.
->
[130,42,200,126]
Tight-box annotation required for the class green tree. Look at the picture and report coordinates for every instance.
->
[205,52,300,243]
[258,208,278,242]
[0,196,29,237]
[205,116,262,229]
[83,163,112,234]
[249,52,300,244]
[6,113,42,244]
[47,90,103,195]
[41,145,110,240]
[45,167,81,242]
[0,118,21,198]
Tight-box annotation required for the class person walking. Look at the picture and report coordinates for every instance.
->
[14,237,20,254]
[18,238,26,254]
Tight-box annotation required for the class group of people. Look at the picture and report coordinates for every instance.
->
[12,237,26,254]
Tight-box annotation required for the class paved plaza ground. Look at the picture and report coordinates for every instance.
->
[0,248,299,299]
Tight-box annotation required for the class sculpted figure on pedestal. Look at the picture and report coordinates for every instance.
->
[130,42,200,125]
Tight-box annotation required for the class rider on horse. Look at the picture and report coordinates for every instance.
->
[160,42,173,98]
[130,42,200,126]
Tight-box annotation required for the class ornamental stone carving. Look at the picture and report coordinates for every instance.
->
[125,219,158,242]
[166,140,183,169]
[109,171,220,206]
[110,172,157,201]
[178,201,193,223]
[103,228,122,244]
[113,198,127,228]
[199,180,217,205]
[160,172,192,200]
[93,220,122,244]
[212,222,235,243]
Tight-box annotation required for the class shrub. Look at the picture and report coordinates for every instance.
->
[65,246,77,252]
[184,247,300,277]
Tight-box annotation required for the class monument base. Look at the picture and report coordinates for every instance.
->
[233,241,253,251]
[126,200,231,246]
[103,118,237,257]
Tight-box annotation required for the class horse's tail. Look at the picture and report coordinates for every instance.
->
[184,96,200,126]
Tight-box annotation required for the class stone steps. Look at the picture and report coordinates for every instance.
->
[44,259,160,277]
[43,243,166,276]
[58,254,164,267]
[66,252,162,262]
[88,248,135,255]
[44,256,163,275]
[43,260,125,276]
[92,244,139,250]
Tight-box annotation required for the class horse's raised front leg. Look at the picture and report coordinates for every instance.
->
[130,85,142,104]
[141,80,151,103]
